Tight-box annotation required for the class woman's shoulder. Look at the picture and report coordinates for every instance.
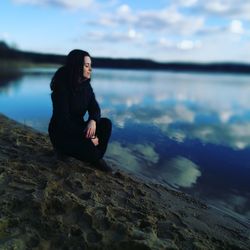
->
[54,66,68,82]
[50,66,68,91]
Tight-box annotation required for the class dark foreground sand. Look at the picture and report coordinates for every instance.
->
[0,114,249,250]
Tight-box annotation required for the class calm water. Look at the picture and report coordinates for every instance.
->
[1,68,250,222]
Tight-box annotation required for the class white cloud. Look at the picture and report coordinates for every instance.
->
[9,0,250,62]
[170,0,250,22]
[158,38,174,48]
[117,4,131,15]
[13,0,41,4]
[194,20,245,39]
[87,29,143,43]
[77,1,249,62]
[194,0,250,20]
[205,1,230,13]
[128,29,136,39]
[177,40,202,50]
[91,5,204,36]
[156,38,202,51]
[115,4,136,23]
[230,20,244,34]
[96,17,116,27]
[174,0,198,7]
[138,8,182,27]
[12,0,95,9]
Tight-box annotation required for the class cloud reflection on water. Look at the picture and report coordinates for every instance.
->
[94,70,250,220]
[106,141,159,173]
[160,156,201,188]
[94,71,250,150]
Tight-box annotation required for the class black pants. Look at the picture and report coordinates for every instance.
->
[49,118,112,163]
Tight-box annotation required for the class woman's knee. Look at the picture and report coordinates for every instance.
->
[100,117,112,131]
[70,144,101,162]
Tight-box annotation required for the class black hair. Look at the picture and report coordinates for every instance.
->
[50,49,91,91]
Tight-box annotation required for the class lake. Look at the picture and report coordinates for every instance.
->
[0,68,250,223]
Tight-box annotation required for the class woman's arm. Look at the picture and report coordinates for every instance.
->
[52,84,84,137]
[87,86,101,123]
[84,86,101,139]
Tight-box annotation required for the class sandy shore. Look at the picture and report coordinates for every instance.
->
[0,113,249,249]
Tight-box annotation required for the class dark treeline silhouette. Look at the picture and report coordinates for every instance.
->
[1,41,250,74]
[0,41,65,65]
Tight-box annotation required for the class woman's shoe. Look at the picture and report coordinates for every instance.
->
[55,149,69,162]
[94,159,112,172]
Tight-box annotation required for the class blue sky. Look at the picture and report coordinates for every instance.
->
[1,0,250,62]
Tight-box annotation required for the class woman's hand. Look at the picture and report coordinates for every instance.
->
[91,137,99,146]
[84,120,96,139]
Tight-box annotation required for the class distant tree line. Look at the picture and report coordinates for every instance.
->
[1,41,250,74]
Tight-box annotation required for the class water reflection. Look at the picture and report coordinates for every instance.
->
[160,156,201,188]
[0,69,250,221]
[0,74,22,93]
[0,72,53,131]
[94,70,250,221]
[107,141,159,173]
[94,72,250,150]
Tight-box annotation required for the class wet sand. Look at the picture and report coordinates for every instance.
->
[0,113,249,249]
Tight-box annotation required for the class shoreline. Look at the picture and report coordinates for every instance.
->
[1,42,250,75]
[0,113,249,249]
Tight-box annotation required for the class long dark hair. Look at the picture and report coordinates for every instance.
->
[50,49,91,91]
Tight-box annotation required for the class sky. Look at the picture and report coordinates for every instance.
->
[1,0,250,63]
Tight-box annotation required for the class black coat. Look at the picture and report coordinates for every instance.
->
[48,75,101,141]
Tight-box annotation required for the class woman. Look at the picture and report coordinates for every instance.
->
[48,49,112,172]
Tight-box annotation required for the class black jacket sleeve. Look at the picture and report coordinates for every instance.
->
[52,84,84,137]
[87,85,101,123]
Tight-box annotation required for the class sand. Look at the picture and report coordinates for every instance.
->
[0,113,249,250]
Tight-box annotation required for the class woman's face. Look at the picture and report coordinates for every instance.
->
[83,56,92,79]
